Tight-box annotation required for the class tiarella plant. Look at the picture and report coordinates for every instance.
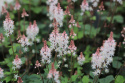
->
[0,0,125,83]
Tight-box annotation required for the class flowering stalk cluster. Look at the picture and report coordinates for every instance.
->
[91,32,116,76]
[14,0,21,10]
[35,60,41,68]
[80,0,92,15]
[26,21,39,42]
[47,63,60,83]
[68,40,77,56]
[47,0,64,27]
[49,25,69,57]
[12,55,22,70]
[77,52,85,66]
[18,34,30,52]
[3,13,14,37]
[40,40,51,64]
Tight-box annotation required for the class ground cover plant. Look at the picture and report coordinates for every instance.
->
[0,0,125,83]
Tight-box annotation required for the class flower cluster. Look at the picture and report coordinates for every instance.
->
[40,40,51,64]
[47,63,60,83]
[56,31,69,57]
[70,29,76,38]
[64,6,71,15]
[77,52,85,66]
[91,32,116,76]
[0,68,4,78]
[69,15,76,28]
[0,33,4,43]
[18,35,30,47]
[17,77,23,83]
[49,25,59,50]
[2,6,8,15]
[0,0,13,15]
[21,8,29,18]
[14,0,21,10]
[80,0,92,15]
[26,21,39,41]
[68,40,77,56]
[46,0,58,5]
[47,0,64,27]
[98,1,105,12]
[35,60,41,68]
[3,13,14,37]
[49,25,69,57]
[90,0,99,7]
[12,55,22,70]
[54,3,64,27]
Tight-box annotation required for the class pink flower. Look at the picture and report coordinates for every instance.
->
[21,8,29,18]
[18,35,30,47]
[69,15,75,24]
[99,2,105,11]
[17,77,23,83]
[35,60,41,68]
[2,6,8,15]
[12,55,22,70]
[64,6,70,15]
[76,22,81,28]
[14,0,21,10]
[40,40,51,63]
[77,52,85,65]
[70,29,76,38]
[47,63,60,83]
[3,13,14,37]
[68,40,77,52]
[26,21,39,41]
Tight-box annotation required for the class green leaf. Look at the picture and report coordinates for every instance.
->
[82,75,89,83]
[115,75,125,83]
[90,16,96,20]
[112,61,122,69]
[113,15,124,23]
[31,7,42,14]
[99,75,114,83]
[71,75,78,82]
[4,76,13,83]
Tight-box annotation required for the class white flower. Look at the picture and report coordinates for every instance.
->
[12,55,22,70]
[26,21,39,42]
[64,64,68,68]
[91,32,116,76]
[105,69,109,73]
[40,40,51,64]
[63,57,67,61]
[0,68,4,78]
[77,52,85,66]
[46,0,58,5]
[93,69,100,76]
[3,13,14,37]
[32,49,35,53]
[18,35,30,47]
[80,0,93,15]
[36,38,40,43]
[14,74,19,80]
